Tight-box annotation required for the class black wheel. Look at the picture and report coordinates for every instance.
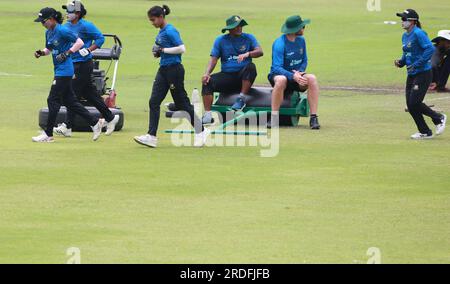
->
[279,115,300,126]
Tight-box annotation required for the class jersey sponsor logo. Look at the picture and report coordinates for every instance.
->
[289,59,303,67]
[286,52,295,56]
[226,55,242,61]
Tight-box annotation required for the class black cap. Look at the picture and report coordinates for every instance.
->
[62,1,86,15]
[396,9,419,21]
[34,7,57,23]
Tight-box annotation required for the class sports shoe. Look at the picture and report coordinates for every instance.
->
[202,112,215,125]
[53,123,72,137]
[310,115,321,130]
[231,97,246,112]
[105,115,120,136]
[194,128,210,147]
[410,132,434,140]
[436,114,447,135]
[32,132,54,143]
[134,134,157,148]
[91,120,102,141]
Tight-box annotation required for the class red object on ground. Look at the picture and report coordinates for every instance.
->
[105,89,117,108]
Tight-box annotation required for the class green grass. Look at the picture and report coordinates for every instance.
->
[0,0,449,263]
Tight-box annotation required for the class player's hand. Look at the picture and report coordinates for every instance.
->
[294,71,308,86]
[394,60,402,68]
[34,50,45,59]
[79,48,90,57]
[152,45,162,58]
[237,52,249,63]
[202,74,211,85]
[56,51,69,63]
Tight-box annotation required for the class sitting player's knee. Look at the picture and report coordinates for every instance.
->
[305,73,317,83]
[242,63,257,82]
[274,76,287,87]
[201,82,214,96]
[246,62,256,72]
[202,77,215,96]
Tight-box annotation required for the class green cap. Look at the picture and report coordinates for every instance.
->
[281,15,310,34]
[221,15,248,33]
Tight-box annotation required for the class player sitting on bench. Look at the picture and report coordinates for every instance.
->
[201,15,263,124]
[268,15,320,129]
[430,30,450,92]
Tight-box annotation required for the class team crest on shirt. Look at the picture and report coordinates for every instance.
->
[239,45,246,52]
[52,40,59,47]
[407,42,412,48]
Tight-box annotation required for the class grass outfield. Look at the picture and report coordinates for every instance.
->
[0,0,449,263]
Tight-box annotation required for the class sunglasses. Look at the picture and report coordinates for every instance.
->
[40,18,50,24]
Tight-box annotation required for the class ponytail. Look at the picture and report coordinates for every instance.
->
[79,6,87,19]
[54,11,63,24]
[416,20,422,29]
[148,4,170,18]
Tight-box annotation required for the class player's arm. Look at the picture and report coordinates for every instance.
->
[55,38,84,62]
[162,27,185,54]
[271,41,294,80]
[238,35,263,63]
[81,23,105,56]
[34,48,51,58]
[202,56,219,85]
[162,45,186,54]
